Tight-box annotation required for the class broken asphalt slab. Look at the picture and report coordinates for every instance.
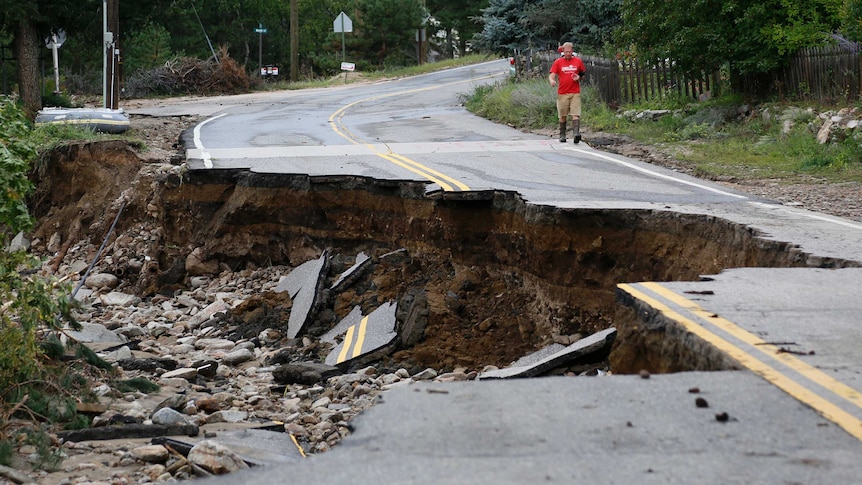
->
[477,327,617,379]
[324,302,398,367]
[274,251,329,338]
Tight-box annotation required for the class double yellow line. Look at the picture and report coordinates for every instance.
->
[328,75,500,192]
[335,316,370,364]
[619,282,862,440]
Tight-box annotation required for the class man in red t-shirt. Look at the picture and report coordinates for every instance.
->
[549,42,586,143]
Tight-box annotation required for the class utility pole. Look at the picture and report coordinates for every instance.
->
[290,0,298,81]
[108,0,119,109]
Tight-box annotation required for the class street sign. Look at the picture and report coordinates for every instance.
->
[340,62,356,72]
[255,27,267,33]
[333,11,353,33]
[45,29,66,49]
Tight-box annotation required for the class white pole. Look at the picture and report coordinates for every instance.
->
[51,35,60,94]
[102,0,107,108]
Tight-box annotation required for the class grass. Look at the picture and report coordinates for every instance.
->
[465,76,862,185]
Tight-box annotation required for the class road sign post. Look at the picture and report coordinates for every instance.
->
[45,30,66,94]
[333,11,353,64]
[255,23,268,75]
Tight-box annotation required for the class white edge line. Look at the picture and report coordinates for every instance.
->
[568,146,749,199]
[193,113,227,169]
[747,201,862,230]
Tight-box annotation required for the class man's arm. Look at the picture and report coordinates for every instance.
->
[549,72,557,86]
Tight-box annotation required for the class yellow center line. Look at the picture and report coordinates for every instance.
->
[352,316,369,358]
[618,282,862,441]
[327,74,501,191]
[337,325,355,364]
[641,282,862,408]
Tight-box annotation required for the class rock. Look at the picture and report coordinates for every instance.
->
[117,357,179,372]
[186,247,219,275]
[85,273,119,290]
[195,338,235,351]
[272,362,342,385]
[223,348,254,366]
[412,368,438,380]
[7,231,30,252]
[99,291,140,307]
[194,397,222,413]
[152,394,189,415]
[131,445,169,463]
[190,359,219,378]
[160,367,198,380]
[66,322,125,344]
[188,440,249,474]
[205,410,248,424]
[151,407,191,426]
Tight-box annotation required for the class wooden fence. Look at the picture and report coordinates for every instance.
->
[534,45,861,105]
[534,51,718,105]
[734,45,861,101]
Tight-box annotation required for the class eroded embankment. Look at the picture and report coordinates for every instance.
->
[29,142,857,374]
[157,170,854,372]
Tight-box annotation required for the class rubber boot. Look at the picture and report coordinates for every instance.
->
[572,118,581,144]
[559,121,567,143]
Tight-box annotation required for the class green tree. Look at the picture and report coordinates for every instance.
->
[355,0,426,66]
[427,0,489,58]
[123,22,173,75]
[473,0,626,54]
[842,0,862,42]
[617,0,844,76]
[472,0,531,54]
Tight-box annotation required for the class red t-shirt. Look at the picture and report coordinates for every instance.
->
[550,56,586,95]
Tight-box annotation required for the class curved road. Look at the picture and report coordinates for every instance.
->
[128,59,862,483]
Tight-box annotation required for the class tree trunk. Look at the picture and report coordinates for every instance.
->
[14,19,41,118]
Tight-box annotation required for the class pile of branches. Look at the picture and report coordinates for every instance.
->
[124,46,250,98]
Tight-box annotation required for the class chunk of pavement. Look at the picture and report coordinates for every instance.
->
[477,327,617,380]
[274,251,329,338]
[324,301,398,367]
[272,362,342,385]
[330,251,372,293]
[320,306,363,344]
[396,288,428,348]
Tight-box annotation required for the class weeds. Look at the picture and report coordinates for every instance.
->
[465,79,862,183]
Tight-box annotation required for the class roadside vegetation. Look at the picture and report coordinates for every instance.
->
[464,77,862,184]
[0,98,128,470]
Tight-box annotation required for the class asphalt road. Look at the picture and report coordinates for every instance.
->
[128,59,862,483]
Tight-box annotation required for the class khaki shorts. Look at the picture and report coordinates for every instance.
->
[556,93,581,119]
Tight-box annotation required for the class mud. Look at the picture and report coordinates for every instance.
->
[28,140,859,376]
